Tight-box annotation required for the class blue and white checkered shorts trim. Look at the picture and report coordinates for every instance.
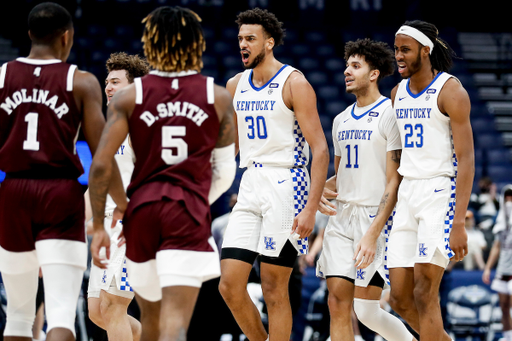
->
[119,259,133,292]
[293,119,308,167]
[291,167,309,254]
[383,210,395,286]
[443,177,457,259]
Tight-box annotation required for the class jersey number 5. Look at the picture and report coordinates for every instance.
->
[161,126,187,165]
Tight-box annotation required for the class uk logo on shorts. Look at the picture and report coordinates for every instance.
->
[264,237,276,250]
[419,243,428,257]
[357,268,365,280]
[101,271,107,284]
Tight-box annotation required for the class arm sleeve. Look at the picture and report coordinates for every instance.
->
[378,105,402,152]
[209,143,236,204]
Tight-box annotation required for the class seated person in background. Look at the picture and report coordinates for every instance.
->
[470,176,499,230]
[483,185,512,341]
[463,210,486,270]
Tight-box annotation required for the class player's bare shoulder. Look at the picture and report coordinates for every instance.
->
[72,69,102,107]
[283,69,316,111]
[438,76,470,116]
[225,72,244,97]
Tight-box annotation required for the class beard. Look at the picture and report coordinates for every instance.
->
[401,51,423,79]
[244,48,265,69]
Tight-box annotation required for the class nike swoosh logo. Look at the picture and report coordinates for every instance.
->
[344,118,350,123]
[278,179,288,184]
[399,97,407,101]
[369,215,376,218]
[434,189,445,193]
[241,89,249,93]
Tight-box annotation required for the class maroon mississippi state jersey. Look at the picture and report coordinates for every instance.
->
[0,58,83,178]
[127,70,220,223]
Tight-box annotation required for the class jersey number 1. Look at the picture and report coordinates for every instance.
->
[23,112,40,151]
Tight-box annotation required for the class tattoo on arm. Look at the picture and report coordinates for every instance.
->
[391,149,402,164]
[376,193,389,217]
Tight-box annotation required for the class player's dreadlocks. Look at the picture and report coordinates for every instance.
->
[403,20,457,74]
[141,6,205,72]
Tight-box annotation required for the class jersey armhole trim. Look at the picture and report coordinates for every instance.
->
[207,77,214,104]
[0,63,7,89]
[66,65,77,91]
[134,78,143,105]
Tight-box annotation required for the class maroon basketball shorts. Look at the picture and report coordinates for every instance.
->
[123,199,214,263]
[123,199,220,298]
[0,178,87,274]
[0,178,85,251]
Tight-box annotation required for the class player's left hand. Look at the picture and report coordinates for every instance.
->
[292,208,316,239]
[353,232,378,269]
[91,228,111,269]
[449,222,468,262]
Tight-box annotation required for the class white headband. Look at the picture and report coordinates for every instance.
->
[396,25,434,54]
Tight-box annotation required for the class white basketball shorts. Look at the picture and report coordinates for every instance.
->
[316,201,391,287]
[222,164,310,257]
[87,215,134,299]
[387,176,455,269]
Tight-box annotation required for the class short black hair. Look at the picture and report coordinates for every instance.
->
[28,2,73,44]
[344,38,395,82]
[236,8,285,47]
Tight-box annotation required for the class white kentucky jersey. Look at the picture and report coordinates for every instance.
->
[394,72,457,179]
[105,135,134,212]
[333,96,401,206]
[234,65,309,168]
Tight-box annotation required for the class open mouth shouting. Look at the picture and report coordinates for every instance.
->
[241,50,250,64]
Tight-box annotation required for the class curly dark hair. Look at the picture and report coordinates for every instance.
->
[344,38,395,82]
[141,6,205,72]
[106,52,150,83]
[235,8,285,47]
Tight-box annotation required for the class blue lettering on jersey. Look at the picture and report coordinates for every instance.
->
[395,108,432,120]
[116,144,126,155]
[337,129,373,141]
[236,100,276,112]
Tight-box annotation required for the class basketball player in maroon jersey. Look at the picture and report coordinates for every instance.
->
[88,6,236,341]
[0,3,126,341]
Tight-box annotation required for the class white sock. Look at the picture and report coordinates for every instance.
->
[354,298,413,341]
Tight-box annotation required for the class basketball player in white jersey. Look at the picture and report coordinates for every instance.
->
[316,39,416,341]
[85,52,149,341]
[219,8,329,341]
[387,20,474,341]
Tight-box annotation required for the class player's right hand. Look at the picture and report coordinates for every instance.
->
[91,229,111,269]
